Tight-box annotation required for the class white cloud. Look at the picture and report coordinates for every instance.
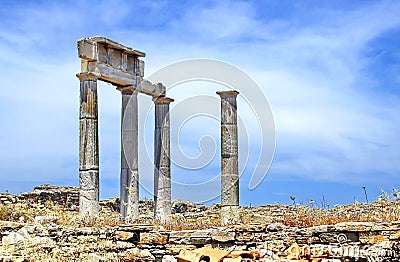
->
[176,1,258,40]
[0,0,399,199]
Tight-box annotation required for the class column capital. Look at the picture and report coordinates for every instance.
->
[217,90,239,99]
[116,86,137,95]
[76,72,100,81]
[153,96,174,104]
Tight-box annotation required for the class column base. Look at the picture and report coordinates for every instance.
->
[155,202,172,223]
[120,168,129,220]
[79,188,99,221]
[126,169,139,223]
[220,205,240,225]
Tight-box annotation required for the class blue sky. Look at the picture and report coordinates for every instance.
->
[0,0,399,206]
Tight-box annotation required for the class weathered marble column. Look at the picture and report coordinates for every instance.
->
[118,87,139,222]
[217,90,239,224]
[77,72,100,220]
[153,96,174,222]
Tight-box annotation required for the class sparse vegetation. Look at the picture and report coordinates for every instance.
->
[0,200,122,227]
[1,188,400,229]
[0,204,25,221]
[281,200,399,227]
[2,187,400,261]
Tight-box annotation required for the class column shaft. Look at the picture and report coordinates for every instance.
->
[153,96,174,222]
[78,73,100,220]
[120,88,139,221]
[217,90,239,224]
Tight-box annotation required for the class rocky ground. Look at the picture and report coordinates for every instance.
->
[0,185,400,261]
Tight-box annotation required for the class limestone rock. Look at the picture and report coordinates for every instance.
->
[116,241,134,249]
[2,232,24,246]
[34,216,58,225]
[176,247,229,262]
[116,231,135,241]
[169,230,193,245]
[172,202,188,214]
[234,223,266,232]
[86,253,108,262]
[266,223,285,232]
[333,222,375,232]
[162,255,177,262]
[18,184,79,208]
[124,248,155,261]
[165,244,197,255]
[140,232,168,244]
[211,230,235,242]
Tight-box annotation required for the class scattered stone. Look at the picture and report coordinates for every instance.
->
[2,232,24,246]
[86,253,108,262]
[266,223,285,232]
[176,247,229,262]
[116,231,135,241]
[162,255,177,262]
[124,248,155,261]
[172,202,188,214]
[18,184,79,208]
[210,230,235,242]
[1,185,400,261]
[140,232,168,245]
[34,216,58,225]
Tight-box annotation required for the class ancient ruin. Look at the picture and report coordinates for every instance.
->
[77,37,240,223]
[1,38,399,262]
[77,37,172,221]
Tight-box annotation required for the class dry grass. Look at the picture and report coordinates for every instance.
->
[0,199,120,227]
[1,198,400,229]
[0,204,26,221]
[160,214,223,230]
[282,206,374,228]
[282,200,400,228]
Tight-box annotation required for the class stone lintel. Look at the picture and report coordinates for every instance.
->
[142,81,166,97]
[78,62,164,97]
[83,62,140,86]
[77,37,167,97]
[78,36,145,60]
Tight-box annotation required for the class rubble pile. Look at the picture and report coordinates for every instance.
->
[0,185,79,209]
[0,186,399,261]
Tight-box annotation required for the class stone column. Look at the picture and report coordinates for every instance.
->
[153,96,174,222]
[217,90,239,224]
[118,87,139,222]
[77,72,100,220]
